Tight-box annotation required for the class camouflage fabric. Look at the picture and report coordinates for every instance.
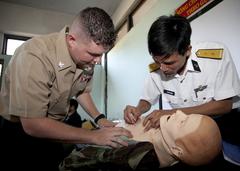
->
[59,141,160,171]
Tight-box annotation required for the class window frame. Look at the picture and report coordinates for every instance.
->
[2,34,30,55]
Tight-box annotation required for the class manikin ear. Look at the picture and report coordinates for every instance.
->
[170,145,184,159]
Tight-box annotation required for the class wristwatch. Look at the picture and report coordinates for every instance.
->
[94,114,106,124]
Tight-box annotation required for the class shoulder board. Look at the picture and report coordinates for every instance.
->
[148,62,160,72]
[195,49,223,59]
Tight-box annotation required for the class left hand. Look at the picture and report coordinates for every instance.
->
[98,118,116,127]
[143,109,169,132]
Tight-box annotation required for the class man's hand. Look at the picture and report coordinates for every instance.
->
[124,105,141,124]
[92,127,133,148]
[98,118,116,127]
[142,110,161,131]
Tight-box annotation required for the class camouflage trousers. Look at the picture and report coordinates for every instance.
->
[59,141,160,171]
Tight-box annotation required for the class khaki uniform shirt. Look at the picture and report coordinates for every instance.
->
[0,27,93,121]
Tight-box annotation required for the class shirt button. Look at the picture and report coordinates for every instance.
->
[184,99,187,102]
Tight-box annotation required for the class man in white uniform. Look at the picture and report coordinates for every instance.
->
[124,15,240,133]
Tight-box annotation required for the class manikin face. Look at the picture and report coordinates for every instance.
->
[152,48,191,76]
[160,110,202,156]
[67,33,108,68]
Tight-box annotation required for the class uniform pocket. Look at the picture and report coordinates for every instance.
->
[192,87,214,103]
[167,96,184,108]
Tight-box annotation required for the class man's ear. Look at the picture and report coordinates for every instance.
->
[170,145,184,159]
[185,45,192,57]
[66,34,76,47]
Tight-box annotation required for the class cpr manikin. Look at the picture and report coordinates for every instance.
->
[117,110,222,168]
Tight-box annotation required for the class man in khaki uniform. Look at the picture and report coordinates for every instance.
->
[0,7,131,171]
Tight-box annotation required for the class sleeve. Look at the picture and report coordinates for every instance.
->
[83,77,93,93]
[140,74,161,105]
[214,45,240,101]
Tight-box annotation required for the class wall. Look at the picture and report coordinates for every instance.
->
[191,0,240,75]
[107,0,186,120]
[0,1,74,36]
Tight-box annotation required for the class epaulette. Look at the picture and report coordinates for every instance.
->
[195,49,223,59]
[148,62,160,72]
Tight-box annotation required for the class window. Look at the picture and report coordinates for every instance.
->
[115,0,158,43]
[2,34,30,55]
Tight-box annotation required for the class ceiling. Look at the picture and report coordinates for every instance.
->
[0,0,122,16]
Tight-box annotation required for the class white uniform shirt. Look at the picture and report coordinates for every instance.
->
[141,42,240,109]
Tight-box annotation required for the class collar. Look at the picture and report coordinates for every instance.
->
[174,55,201,79]
[184,55,202,73]
[56,26,76,72]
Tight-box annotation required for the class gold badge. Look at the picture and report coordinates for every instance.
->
[196,49,223,59]
[148,62,159,72]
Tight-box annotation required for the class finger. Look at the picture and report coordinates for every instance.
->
[108,141,119,148]
[113,137,128,147]
[124,114,132,124]
[113,127,133,138]
[129,113,136,123]
[153,120,160,129]
[143,116,151,126]
[144,120,152,132]
[99,120,115,128]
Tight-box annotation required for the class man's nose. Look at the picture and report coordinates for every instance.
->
[92,56,101,64]
[160,64,167,71]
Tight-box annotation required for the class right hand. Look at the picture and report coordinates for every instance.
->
[92,127,133,148]
[97,118,117,128]
[124,105,141,124]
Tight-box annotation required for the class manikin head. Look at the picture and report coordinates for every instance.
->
[160,110,222,166]
[120,110,222,167]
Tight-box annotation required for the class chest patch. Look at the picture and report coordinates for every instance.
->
[163,89,175,96]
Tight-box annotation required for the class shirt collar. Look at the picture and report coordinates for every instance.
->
[175,54,201,77]
[56,26,76,72]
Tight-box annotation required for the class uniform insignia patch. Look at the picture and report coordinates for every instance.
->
[58,61,65,68]
[148,63,160,72]
[163,89,175,96]
[196,49,223,59]
[191,60,201,72]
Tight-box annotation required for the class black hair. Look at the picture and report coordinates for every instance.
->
[70,99,78,110]
[148,15,191,57]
